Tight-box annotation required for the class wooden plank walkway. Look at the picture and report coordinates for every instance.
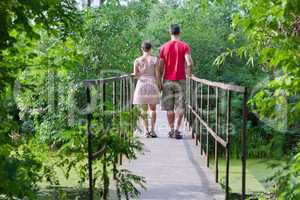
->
[126,108,225,200]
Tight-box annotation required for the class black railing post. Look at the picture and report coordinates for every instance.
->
[215,87,219,183]
[185,78,188,124]
[124,78,127,109]
[119,79,123,165]
[189,78,193,133]
[200,83,203,155]
[206,86,210,167]
[195,81,199,145]
[225,90,232,200]
[242,88,248,200]
[120,79,123,111]
[86,86,93,200]
[191,79,195,138]
[113,81,117,118]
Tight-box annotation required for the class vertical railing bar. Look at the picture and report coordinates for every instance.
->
[86,86,93,200]
[123,78,125,109]
[102,82,106,111]
[189,78,194,134]
[102,82,109,200]
[242,88,248,200]
[126,77,129,108]
[206,85,210,167]
[124,78,127,109]
[215,87,219,183]
[130,77,134,135]
[225,90,231,200]
[113,81,117,117]
[187,78,189,127]
[119,79,123,165]
[120,79,123,111]
[191,80,195,139]
[200,82,203,155]
[185,78,188,125]
[195,81,199,145]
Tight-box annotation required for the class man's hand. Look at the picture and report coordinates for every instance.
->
[185,53,193,77]
[186,68,192,78]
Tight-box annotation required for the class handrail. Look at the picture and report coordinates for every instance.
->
[188,105,227,147]
[84,74,132,86]
[185,76,248,200]
[191,75,245,93]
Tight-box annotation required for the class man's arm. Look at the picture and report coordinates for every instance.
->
[185,53,193,77]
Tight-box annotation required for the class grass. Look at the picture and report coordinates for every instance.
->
[209,158,283,194]
[37,156,104,199]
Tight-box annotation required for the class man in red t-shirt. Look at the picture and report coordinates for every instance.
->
[159,24,193,139]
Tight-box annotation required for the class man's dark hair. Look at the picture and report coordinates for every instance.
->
[170,24,180,35]
[141,41,152,52]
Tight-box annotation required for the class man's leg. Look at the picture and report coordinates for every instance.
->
[175,109,184,131]
[167,110,175,131]
[174,80,186,139]
[161,80,175,137]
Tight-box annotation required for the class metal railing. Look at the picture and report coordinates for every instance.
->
[84,75,134,200]
[185,75,248,200]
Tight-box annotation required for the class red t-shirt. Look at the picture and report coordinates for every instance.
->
[159,39,190,80]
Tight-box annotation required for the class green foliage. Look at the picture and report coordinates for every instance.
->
[0,0,298,198]
[219,0,300,198]
[82,1,151,75]
[227,0,300,127]
[270,151,300,200]
[0,0,80,50]
[0,135,60,199]
[0,0,81,198]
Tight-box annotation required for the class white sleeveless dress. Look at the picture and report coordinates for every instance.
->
[133,56,160,105]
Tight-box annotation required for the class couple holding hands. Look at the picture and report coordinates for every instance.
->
[132,24,193,139]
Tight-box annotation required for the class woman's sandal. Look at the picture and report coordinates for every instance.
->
[146,131,151,138]
[149,131,158,138]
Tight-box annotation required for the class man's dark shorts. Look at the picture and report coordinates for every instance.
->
[161,80,186,112]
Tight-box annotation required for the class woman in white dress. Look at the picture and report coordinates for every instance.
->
[132,42,161,138]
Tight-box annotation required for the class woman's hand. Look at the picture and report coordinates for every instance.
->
[131,72,139,79]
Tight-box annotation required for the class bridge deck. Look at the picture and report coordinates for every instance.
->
[126,108,225,200]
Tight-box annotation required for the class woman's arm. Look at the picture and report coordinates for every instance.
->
[131,59,140,78]
[155,57,162,91]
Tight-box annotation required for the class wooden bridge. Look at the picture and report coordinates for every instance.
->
[84,74,248,200]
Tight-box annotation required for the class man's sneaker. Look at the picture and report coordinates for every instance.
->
[174,130,183,139]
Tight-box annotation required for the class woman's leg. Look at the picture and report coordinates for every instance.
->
[149,104,157,132]
[139,104,149,133]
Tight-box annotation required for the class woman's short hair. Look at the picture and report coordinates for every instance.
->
[141,41,152,52]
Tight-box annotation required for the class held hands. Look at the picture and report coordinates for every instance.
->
[156,80,163,92]
[158,83,163,91]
